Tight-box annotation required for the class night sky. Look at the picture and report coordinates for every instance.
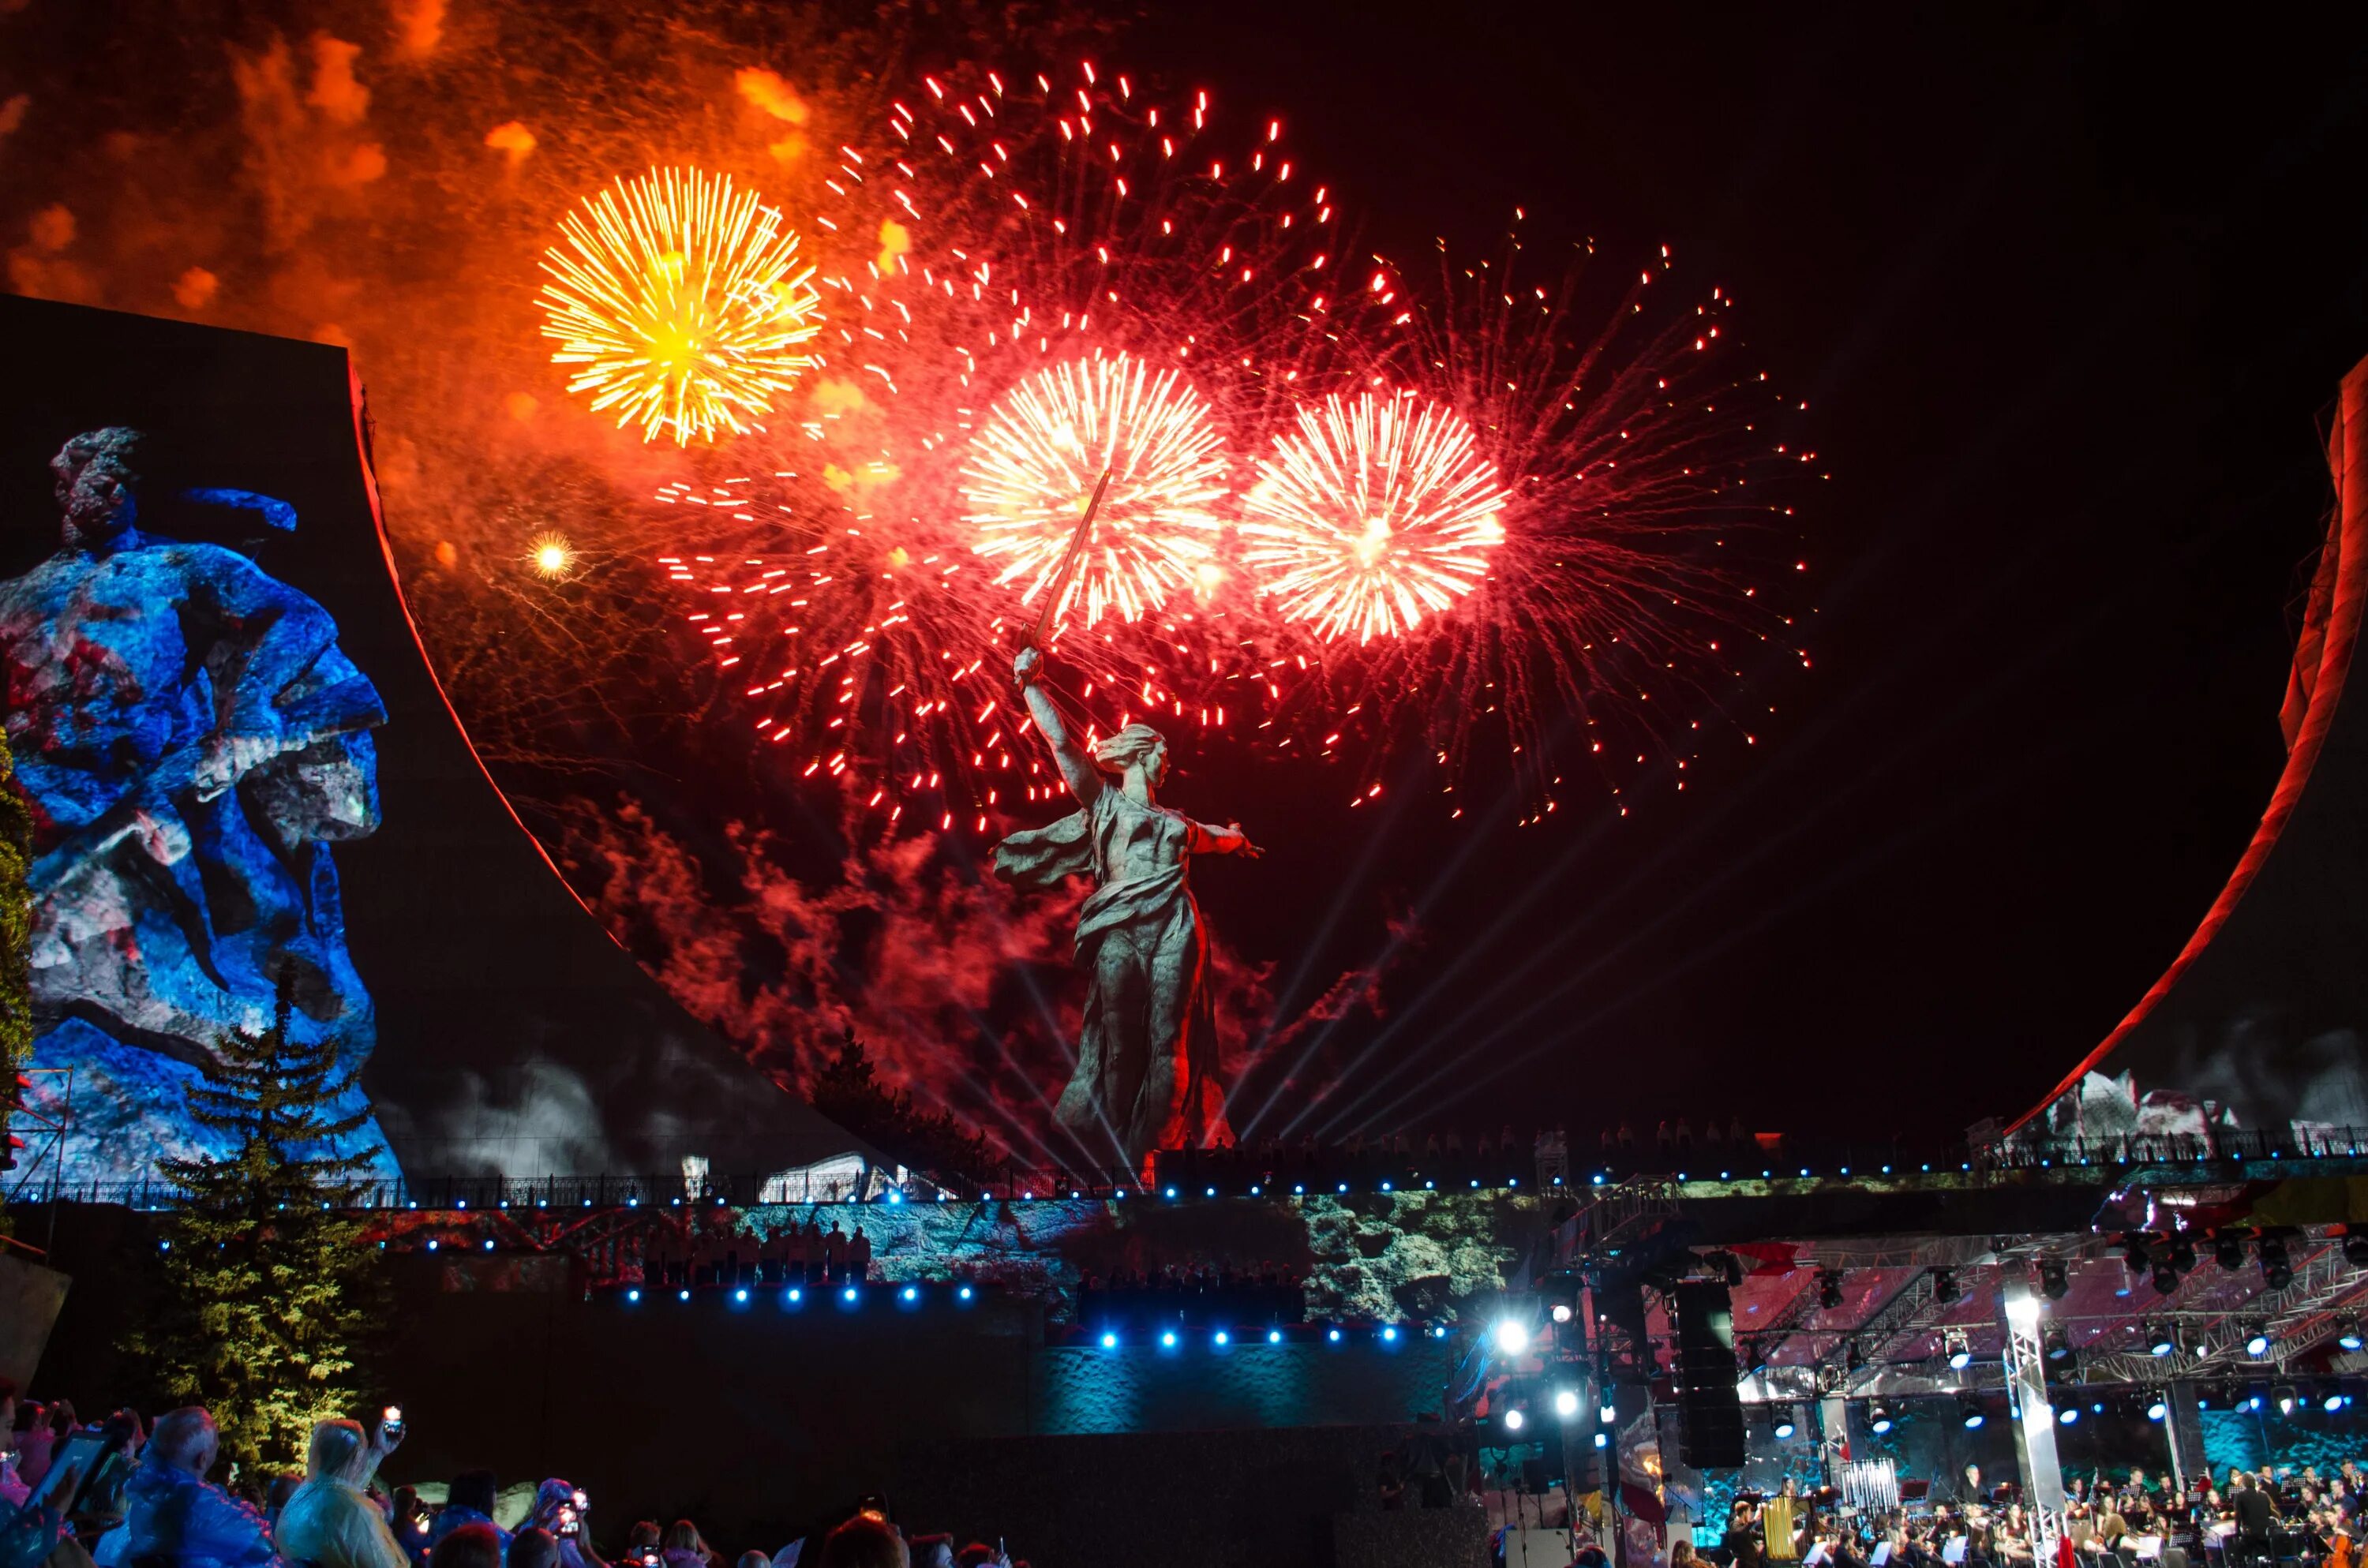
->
[1139,6,2368,1147]
[6,5,2366,1159]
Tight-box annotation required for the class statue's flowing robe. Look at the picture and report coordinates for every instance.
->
[995,786,1229,1167]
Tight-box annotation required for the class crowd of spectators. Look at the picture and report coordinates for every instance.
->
[643,1218,876,1289]
[0,1380,1017,1568]
[1710,1464,2366,1568]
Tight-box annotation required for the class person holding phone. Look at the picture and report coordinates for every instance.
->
[525,1480,607,1568]
[275,1413,410,1568]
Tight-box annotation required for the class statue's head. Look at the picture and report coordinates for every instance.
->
[1093,722,1167,790]
[51,427,144,548]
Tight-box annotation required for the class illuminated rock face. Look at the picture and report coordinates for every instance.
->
[0,429,397,1183]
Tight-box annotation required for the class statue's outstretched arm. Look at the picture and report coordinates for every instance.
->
[1015,645,1102,806]
[1189,819,1262,858]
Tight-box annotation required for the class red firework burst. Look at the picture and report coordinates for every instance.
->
[964,353,1229,629]
[1258,228,1815,818]
[1238,390,1509,644]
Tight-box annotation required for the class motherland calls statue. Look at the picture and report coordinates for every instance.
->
[995,643,1255,1169]
[0,428,396,1181]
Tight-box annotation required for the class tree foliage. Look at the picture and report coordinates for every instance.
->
[126,977,383,1473]
[0,723,32,1239]
[810,1029,994,1185]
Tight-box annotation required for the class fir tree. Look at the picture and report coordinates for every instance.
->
[127,975,383,1473]
[0,722,33,1240]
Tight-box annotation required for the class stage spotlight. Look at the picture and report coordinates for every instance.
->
[1773,1407,1797,1440]
[2339,1320,2364,1353]
[1338,1182,1350,1194]
[1601,1398,1618,1424]
[787,1287,803,1304]
[483,1239,495,1252]
[1495,1319,1532,1357]
[2345,1233,2368,1269]
[1818,1270,1843,1311]
[1163,1186,1177,1199]
[425,1241,440,1253]
[2261,1235,2293,1290]
[1268,1328,1284,1344]
[1932,1267,1960,1304]
[901,1285,919,1304]
[1213,1330,1230,1347]
[2146,1394,2168,1421]
[842,1285,858,1304]
[2276,1383,2298,1415]
[1552,1303,1574,1324]
[1550,1390,1579,1419]
[2151,1262,2182,1297]
[2168,1237,2197,1273]
[1381,1325,1399,1342]
[1594,1431,1609,1449]
[678,1289,691,1302]
[1504,1408,1526,1433]
[2328,1390,2348,1413]
[2057,1406,2079,1427]
[1327,1327,1343,1343]
[2148,1324,2177,1357]
[2212,1232,2244,1269]
[1958,1399,1984,1430]
[2045,1328,2073,1362]
[1160,1330,1178,1349]
[1436,1326,1453,1340]
[2246,1325,2272,1357]
[1946,1330,1973,1372]
[734,1288,749,1304]
[1205,1186,1216,1197]
[2039,1259,2070,1300]
[1868,1405,1894,1435]
[957,1285,974,1302]
[626,1288,642,1304]
[1100,1332,1119,1349]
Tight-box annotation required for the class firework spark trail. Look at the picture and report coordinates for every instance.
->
[653,61,1388,813]
[1238,389,1508,643]
[965,353,1227,628]
[538,167,824,446]
[1253,230,1812,814]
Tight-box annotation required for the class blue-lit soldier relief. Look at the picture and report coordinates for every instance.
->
[0,428,397,1181]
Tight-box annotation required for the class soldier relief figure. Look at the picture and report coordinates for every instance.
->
[0,428,395,1178]
[995,643,1257,1168]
